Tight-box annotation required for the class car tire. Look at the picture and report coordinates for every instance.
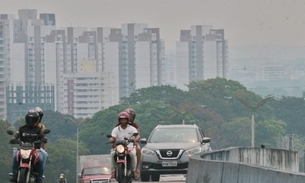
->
[151,173,160,181]
[140,172,150,182]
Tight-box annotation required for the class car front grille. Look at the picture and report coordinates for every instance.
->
[156,149,184,159]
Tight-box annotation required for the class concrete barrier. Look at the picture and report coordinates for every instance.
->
[201,147,299,171]
[186,147,305,183]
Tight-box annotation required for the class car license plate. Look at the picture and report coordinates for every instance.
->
[162,161,177,167]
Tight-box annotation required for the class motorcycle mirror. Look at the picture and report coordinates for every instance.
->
[43,129,51,134]
[7,130,14,135]
[133,133,138,137]
[106,135,112,138]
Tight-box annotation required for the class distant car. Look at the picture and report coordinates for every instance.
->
[78,165,114,183]
[139,124,211,181]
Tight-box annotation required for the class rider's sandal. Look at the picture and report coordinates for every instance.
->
[133,171,139,180]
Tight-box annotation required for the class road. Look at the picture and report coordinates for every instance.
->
[134,174,186,183]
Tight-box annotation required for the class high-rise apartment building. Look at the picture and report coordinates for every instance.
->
[1,9,166,119]
[176,25,229,90]
[164,52,176,86]
[119,23,165,97]
[0,9,57,121]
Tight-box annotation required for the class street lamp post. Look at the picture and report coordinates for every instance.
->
[226,96,273,147]
[170,104,207,125]
[66,117,87,183]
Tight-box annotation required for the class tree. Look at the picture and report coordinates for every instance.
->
[0,120,14,182]
[268,96,305,135]
[120,85,188,106]
[256,118,287,147]
[44,138,90,183]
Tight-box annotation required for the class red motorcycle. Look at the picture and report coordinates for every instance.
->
[7,129,50,183]
[107,133,138,183]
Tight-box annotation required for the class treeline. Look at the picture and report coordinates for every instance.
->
[1,77,305,182]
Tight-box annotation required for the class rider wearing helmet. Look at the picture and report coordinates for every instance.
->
[57,173,67,183]
[109,111,139,180]
[9,110,46,183]
[122,108,141,173]
[31,107,48,174]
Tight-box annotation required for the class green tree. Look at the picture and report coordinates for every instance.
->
[44,138,89,183]
[120,85,188,106]
[256,118,287,147]
[0,120,13,182]
[269,96,305,136]
[219,117,252,147]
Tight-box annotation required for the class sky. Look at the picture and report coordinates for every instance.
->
[1,0,305,51]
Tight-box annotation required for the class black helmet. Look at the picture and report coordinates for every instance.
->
[124,108,136,122]
[25,110,40,127]
[31,107,43,123]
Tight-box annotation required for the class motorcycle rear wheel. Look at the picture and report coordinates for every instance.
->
[18,168,30,183]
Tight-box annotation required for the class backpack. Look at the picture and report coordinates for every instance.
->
[58,178,66,183]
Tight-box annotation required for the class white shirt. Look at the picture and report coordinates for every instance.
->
[111,124,138,148]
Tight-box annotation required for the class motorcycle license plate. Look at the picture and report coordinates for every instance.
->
[162,161,177,167]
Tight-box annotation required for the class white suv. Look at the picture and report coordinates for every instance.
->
[139,124,211,181]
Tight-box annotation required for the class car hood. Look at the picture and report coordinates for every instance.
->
[144,142,203,150]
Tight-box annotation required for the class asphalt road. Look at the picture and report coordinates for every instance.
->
[134,174,186,183]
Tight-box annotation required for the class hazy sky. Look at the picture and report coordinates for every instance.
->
[1,0,305,50]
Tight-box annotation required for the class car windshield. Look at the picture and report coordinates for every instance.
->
[149,128,198,143]
[83,167,111,175]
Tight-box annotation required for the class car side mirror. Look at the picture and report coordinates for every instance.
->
[133,133,138,137]
[43,129,51,134]
[7,130,14,135]
[201,137,211,144]
[139,138,147,144]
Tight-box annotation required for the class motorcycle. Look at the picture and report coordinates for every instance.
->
[7,129,50,183]
[107,133,138,183]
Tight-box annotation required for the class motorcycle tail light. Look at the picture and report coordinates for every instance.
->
[116,144,125,153]
[20,149,31,159]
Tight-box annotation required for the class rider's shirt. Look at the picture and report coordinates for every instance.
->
[111,124,138,148]
[15,125,45,143]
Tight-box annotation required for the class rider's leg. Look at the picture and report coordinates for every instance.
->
[35,151,44,181]
[40,148,48,168]
[110,150,116,178]
[135,144,141,171]
[9,152,18,182]
[130,148,139,179]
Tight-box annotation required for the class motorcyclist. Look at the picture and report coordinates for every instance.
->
[57,173,67,183]
[9,110,46,183]
[109,111,139,180]
[31,107,48,170]
[115,108,141,173]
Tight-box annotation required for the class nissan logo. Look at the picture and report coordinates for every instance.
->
[166,150,173,156]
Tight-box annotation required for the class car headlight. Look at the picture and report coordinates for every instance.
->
[186,146,202,156]
[141,148,155,156]
[116,144,125,153]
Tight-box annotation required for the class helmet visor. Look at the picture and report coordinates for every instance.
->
[26,116,39,126]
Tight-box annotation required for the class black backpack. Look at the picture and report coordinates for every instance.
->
[58,178,66,183]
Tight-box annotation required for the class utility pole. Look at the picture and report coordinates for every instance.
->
[226,96,273,147]
[169,104,207,125]
[66,117,87,183]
